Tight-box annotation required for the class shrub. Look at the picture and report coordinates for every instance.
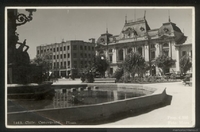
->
[113,68,124,82]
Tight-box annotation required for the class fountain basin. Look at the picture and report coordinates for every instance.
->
[7,84,167,124]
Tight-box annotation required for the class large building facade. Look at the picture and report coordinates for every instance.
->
[96,16,192,76]
[37,40,95,77]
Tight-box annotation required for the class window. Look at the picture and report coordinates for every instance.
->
[109,55,112,62]
[53,48,55,52]
[150,44,155,49]
[60,54,62,59]
[61,62,63,67]
[68,53,70,58]
[57,55,59,59]
[54,62,56,68]
[73,45,77,50]
[64,46,66,51]
[80,46,83,50]
[64,61,66,68]
[127,48,132,53]
[60,47,62,51]
[138,47,142,56]
[54,55,55,59]
[44,49,46,52]
[67,46,70,50]
[85,46,87,50]
[57,47,59,52]
[110,68,113,75]
[50,48,52,51]
[80,53,83,57]
[74,53,77,58]
[41,50,43,53]
[163,50,168,56]
[88,54,90,57]
[64,54,66,58]
[163,43,169,48]
[80,61,83,68]
[85,53,87,57]
[37,50,39,54]
[57,62,59,68]
[68,61,70,66]
[151,51,155,59]
[182,51,186,56]
[118,49,123,61]
[92,47,94,50]
[88,46,90,50]
[190,50,192,58]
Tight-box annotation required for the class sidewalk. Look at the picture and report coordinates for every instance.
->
[99,82,195,127]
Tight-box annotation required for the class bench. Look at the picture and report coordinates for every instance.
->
[94,78,116,83]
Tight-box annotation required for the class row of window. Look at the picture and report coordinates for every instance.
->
[73,45,94,51]
[38,45,95,54]
[51,61,91,69]
[52,53,94,59]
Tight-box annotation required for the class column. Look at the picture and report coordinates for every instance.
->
[169,41,172,58]
[116,49,118,62]
[123,48,126,60]
[155,43,160,58]
[144,45,149,61]
[175,47,180,72]
[113,48,117,63]
[134,46,137,52]
[142,46,145,58]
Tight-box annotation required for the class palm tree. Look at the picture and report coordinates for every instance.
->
[179,54,192,74]
[155,54,176,74]
[122,52,147,78]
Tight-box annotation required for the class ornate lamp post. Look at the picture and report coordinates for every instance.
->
[7,9,37,84]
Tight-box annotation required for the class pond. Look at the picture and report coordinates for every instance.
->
[8,87,147,112]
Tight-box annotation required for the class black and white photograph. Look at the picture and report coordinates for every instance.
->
[5,7,195,128]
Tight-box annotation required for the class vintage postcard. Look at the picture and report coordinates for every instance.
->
[5,6,195,128]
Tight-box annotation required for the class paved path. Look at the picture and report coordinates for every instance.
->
[99,82,195,128]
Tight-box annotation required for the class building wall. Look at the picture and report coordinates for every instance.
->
[36,40,95,77]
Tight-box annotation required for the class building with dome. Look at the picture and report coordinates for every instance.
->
[95,15,192,76]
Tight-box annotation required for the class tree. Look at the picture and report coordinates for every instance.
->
[32,52,53,74]
[155,54,176,74]
[179,54,192,74]
[113,67,124,81]
[94,55,110,77]
[122,52,147,78]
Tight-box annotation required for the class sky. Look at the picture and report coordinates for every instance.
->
[12,7,193,59]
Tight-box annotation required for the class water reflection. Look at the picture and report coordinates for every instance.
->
[9,88,146,111]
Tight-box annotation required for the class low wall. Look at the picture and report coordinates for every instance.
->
[8,84,167,124]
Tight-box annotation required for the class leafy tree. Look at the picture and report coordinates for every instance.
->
[32,52,53,74]
[94,55,110,77]
[122,52,147,78]
[179,54,192,74]
[113,67,124,81]
[155,54,176,74]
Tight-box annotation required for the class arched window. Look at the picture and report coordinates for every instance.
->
[118,49,123,61]
[163,43,169,48]
[127,48,132,54]
[137,47,142,55]
[163,43,169,56]
[151,44,155,49]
